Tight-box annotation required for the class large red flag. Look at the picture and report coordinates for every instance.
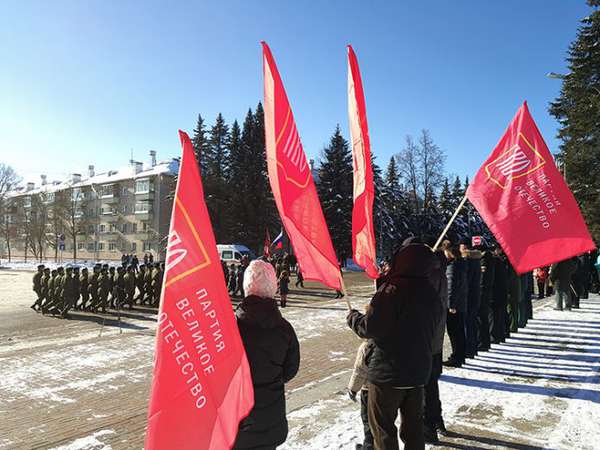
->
[145,131,253,450]
[347,45,378,279]
[467,102,595,273]
[262,42,342,290]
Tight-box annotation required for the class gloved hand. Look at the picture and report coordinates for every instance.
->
[348,389,357,402]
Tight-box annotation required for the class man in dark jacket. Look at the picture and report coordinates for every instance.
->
[443,242,468,368]
[347,243,444,450]
[572,254,589,308]
[234,260,300,450]
[550,257,577,311]
[461,242,482,359]
[491,249,509,343]
[31,264,45,311]
[478,247,495,352]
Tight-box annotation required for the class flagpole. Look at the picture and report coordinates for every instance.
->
[432,194,468,251]
[340,275,352,310]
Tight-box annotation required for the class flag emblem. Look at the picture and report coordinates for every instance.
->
[485,132,546,189]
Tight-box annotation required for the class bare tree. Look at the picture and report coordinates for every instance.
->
[395,130,446,214]
[0,164,22,262]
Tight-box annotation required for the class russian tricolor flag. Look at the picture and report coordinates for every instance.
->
[272,230,284,249]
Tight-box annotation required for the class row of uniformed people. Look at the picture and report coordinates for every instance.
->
[31,262,164,318]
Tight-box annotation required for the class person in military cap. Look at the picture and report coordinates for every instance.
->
[96,266,110,313]
[72,267,81,310]
[31,264,45,311]
[39,268,51,313]
[88,265,101,312]
[144,263,153,305]
[135,265,146,304]
[123,265,136,309]
[54,266,66,314]
[79,267,90,310]
[108,266,117,308]
[60,266,76,318]
[151,262,164,307]
[42,269,58,314]
[114,266,126,309]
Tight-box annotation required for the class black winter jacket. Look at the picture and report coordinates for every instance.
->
[233,296,300,449]
[493,256,508,307]
[479,251,496,307]
[347,244,444,387]
[465,251,482,312]
[447,258,468,312]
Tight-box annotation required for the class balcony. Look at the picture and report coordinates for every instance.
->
[135,190,154,202]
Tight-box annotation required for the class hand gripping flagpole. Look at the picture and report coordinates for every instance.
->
[432,194,468,251]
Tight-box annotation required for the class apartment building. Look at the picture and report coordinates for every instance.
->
[2,151,178,262]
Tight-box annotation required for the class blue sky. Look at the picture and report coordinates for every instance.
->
[0,1,591,183]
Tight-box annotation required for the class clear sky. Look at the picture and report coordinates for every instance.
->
[0,1,592,184]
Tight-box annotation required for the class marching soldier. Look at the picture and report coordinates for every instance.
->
[144,264,153,305]
[79,268,90,310]
[54,266,66,314]
[43,269,58,314]
[31,264,45,311]
[97,266,110,313]
[115,266,126,308]
[135,265,146,304]
[60,267,76,318]
[72,267,81,310]
[40,268,51,313]
[88,265,101,311]
[151,263,163,307]
[108,266,116,308]
[124,265,136,309]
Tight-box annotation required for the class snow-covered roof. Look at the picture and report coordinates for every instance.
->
[8,159,179,198]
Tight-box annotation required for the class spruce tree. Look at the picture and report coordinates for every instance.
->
[549,0,600,239]
[438,178,452,219]
[380,157,412,256]
[192,114,209,176]
[317,125,353,259]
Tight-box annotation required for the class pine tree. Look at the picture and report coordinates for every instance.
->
[438,178,452,218]
[204,113,231,242]
[450,176,464,210]
[192,114,209,176]
[317,125,353,259]
[379,157,412,256]
[549,0,600,240]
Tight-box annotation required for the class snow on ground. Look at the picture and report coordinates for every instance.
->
[282,296,600,450]
[48,429,115,450]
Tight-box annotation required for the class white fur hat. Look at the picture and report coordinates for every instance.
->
[243,260,278,299]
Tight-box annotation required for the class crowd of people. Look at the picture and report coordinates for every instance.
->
[228,238,599,450]
[30,258,165,319]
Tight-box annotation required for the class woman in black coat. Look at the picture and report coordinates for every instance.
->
[234,260,300,450]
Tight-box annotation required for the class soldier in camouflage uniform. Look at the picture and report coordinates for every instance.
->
[40,268,51,313]
[151,263,164,307]
[135,265,146,304]
[54,266,66,314]
[144,264,153,305]
[60,267,76,318]
[79,267,90,310]
[114,266,126,308]
[43,269,58,314]
[72,267,81,310]
[88,264,101,311]
[30,265,45,311]
[123,265,136,310]
[108,266,116,308]
[96,266,110,313]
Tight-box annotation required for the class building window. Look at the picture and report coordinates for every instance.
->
[101,206,113,215]
[46,192,55,203]
[142,222,148,232]
[98,242,104,251]
[132,223,137,233]
[23,196,31,208]
[135,201,150,214]
[109,223,117,232]
[121,186,128,196]
[135,179,151,194]
[99,224,106,233]
[143,241,152,251]
[78,242,84,250]
[131,242,137,252]
[87,242,95,252]
[122,204,131,214]
[109,242,117,251]
[100,184,114,198]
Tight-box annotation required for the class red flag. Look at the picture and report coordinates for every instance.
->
[262,42,342,290]
[263,229,271,258]
[347,45,378,279]
[467,102,595,273]
[145,131,253,450]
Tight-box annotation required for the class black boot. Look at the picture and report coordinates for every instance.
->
[424,424,439,444]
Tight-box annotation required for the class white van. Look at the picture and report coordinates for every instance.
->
[217,244,256,265]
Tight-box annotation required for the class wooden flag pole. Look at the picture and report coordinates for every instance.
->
[340,275,352,310]
[432,194,469,251]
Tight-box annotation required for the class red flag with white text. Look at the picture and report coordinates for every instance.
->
[347,45,378,279]
[262,42,342,290]
[467,102,595,273]
[145,131,253,450]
